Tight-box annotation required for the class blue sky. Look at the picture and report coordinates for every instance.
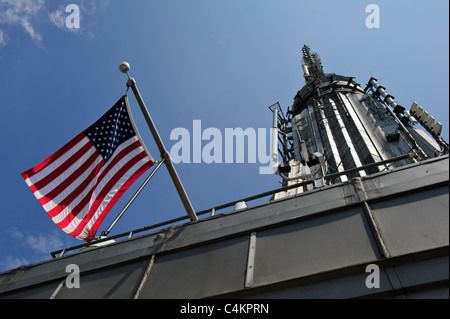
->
[0,0,448,272]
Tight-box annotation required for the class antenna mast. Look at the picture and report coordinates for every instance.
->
[301,45,325,82]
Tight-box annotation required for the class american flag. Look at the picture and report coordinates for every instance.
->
[21,96,154,242]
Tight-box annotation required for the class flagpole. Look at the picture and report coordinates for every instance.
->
[119,62,198,222]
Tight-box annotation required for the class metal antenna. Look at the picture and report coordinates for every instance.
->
[301,45,325,82]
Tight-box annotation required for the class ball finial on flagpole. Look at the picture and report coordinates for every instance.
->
[119,61,130,73]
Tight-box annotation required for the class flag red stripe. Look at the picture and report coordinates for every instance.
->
[28,139,92,193]
[21,96,155,242]
[38,148,101,206]
[84,159,154,241]
[47,140,142,219]
[58,150,148,233]
[68,151,149,234]
[95,141,143,189]
[45,160,104,218]
[20,133,86,180]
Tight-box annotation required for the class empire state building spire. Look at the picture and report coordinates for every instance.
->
[301,45,325,82]
[273,45,447,196]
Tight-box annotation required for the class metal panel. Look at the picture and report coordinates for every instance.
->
[139,235,249,299]
[55,259,148,299]
[0,282,58,299]
[240,268,392,299]
[0,157,447,299]
[403,286,449,299]
[393,256,449,288]
[223,248,449,299]
[370,185,449,256]
[253,207,381,286]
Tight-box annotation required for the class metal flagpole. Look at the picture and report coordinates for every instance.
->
[118,61,198,222]
[101,159,166,237]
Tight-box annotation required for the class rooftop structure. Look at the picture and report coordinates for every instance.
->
[1,46,448,299]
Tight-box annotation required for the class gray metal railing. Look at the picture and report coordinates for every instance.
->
[50,153,417,258]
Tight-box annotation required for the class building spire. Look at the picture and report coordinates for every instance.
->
[301,45,325,82]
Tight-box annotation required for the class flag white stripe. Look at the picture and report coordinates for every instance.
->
[50,137,142,224]
[42,154,103,213]
[43,137,139,215]
[63,154,152,238]
[61,149,147,230]
[21,96,155,242]
[24,137,90,188]
[74,157,152,240]
[34,145,98,200]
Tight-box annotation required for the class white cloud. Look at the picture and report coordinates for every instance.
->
[0,227,69,272]
[47,1,112,40]
[0,28,8,47]
[48,5,66,30]
[0,0,44,43]
[81,0,111,16]
[48,4,82,36]
[26,232,64,254]
[0,256,30,272]
[20,15,42,42]
[0,0,111,48]
[8,227,65,254]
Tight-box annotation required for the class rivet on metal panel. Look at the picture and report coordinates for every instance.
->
[245,232,257,288]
